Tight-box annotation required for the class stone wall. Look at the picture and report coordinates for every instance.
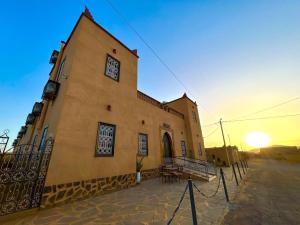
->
[41,168,159,208]
[41,173,136,208]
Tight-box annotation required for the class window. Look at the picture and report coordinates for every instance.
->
[138,133,148,156]
[95,122,116,156]
[56,58,66,81]
[192,111,197,123]
[104,54,120,81]
[39,127,48,152]
[198,143,202,156]
[181,141,187,156]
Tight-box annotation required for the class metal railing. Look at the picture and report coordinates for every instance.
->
[164,156,217,178]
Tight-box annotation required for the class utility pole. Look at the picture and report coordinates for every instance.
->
[219,118,231,165]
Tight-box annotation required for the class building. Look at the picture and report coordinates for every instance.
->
[205,145,240,167]
[12,10,206,208]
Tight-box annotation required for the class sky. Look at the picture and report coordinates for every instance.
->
[0,0,300,150]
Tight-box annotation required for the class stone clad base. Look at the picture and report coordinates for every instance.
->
[41,168,159,208]
[41,173,136,208]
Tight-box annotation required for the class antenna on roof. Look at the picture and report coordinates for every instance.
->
[84,6,94,20]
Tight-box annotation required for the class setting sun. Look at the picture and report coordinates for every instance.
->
[246,131,270,148]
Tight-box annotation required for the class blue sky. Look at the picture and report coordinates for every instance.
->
[1,0,300,148]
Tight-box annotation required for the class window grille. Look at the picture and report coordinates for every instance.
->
[138,133,148,156]
[105,55,120,81]
[96,123,116,156]
[181,140,187,157]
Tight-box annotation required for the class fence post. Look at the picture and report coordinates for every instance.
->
[188,179,198,225]
[240,161,245,175]
[236,162,242,180]
[232,163,239,186]
[220,168,229,202]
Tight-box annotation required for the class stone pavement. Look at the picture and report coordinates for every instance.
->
[222,159,300,225]
[3,167,244,225]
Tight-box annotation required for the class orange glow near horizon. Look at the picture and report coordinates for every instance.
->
[201,98,300,150]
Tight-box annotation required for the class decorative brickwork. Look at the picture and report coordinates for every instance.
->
[41,173,136,208]
[141,168,160,181]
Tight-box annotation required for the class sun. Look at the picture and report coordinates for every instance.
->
[246,131,270,148]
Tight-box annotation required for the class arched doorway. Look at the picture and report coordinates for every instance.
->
[163,132,173,161]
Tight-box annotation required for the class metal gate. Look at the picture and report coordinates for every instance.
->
[0,138,54,216]
[0,130,9,155]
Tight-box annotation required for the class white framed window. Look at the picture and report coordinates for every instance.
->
[181,141,187,156]
[56,58,66,81]
[39,127,48,152]
[138,133,148,156]
[95,122,116,156]
[104,54,120,81]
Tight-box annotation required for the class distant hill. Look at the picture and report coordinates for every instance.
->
[258,145,300,163]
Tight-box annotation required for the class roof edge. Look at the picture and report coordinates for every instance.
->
[164,93,197,106]
[63,13,139,58]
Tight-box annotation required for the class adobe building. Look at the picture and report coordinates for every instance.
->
[205,145,240,167]
[13,10,206,207]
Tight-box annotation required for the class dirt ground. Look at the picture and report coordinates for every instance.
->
[221,159,300,225]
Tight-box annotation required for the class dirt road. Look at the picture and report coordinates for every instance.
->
[222,159,300,225]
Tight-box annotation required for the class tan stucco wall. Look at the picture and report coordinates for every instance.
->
[18,124,33,145]
[166,97,206,160]
[45,15,190,185]
[135,99,187,170]
[205,147,240,167]
[206,148,230,166]
[23,15,206,186]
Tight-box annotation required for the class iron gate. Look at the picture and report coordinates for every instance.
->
[0,130,9,154]
[0,138,54,216]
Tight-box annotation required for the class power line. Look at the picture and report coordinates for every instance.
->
[203,122,219,128]
[104,0,214,117]
[204,96,300,127]
[231,96,300,120]
[203,125,220,138]
[223,113,300,123]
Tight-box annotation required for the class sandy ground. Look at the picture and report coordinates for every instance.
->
[221,159,300,225]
